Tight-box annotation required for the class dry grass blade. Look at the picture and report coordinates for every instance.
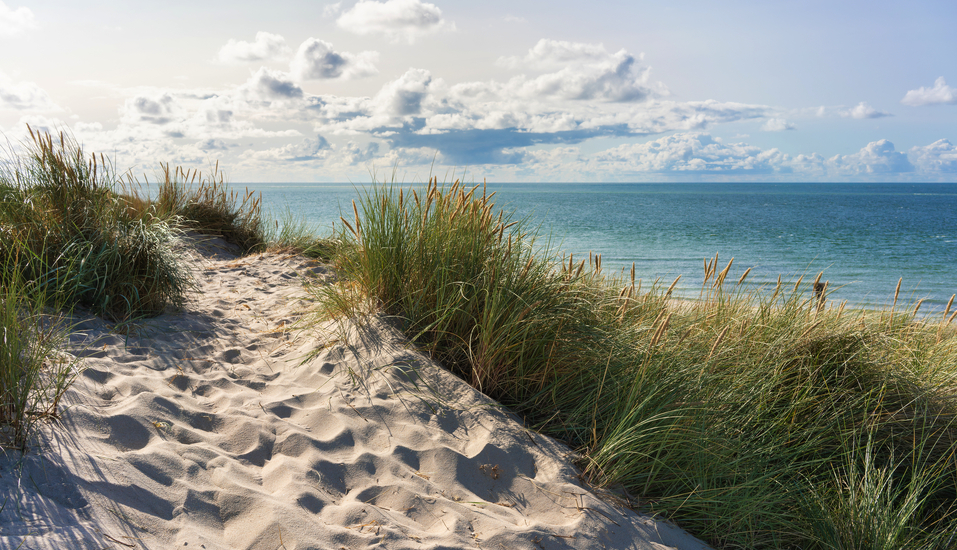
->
[737,267,752,286]
[665,275,682,298]
[707,325,730,360]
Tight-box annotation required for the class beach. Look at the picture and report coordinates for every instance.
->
[0,235,709,550]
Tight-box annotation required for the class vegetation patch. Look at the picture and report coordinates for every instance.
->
[318,177,957,549]
[0,126,331,449]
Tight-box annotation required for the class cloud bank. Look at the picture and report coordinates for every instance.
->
[842,102,891,119]
[0,71,60,111]
[5,34,954,183]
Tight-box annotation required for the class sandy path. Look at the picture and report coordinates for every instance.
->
[0,237,709,550]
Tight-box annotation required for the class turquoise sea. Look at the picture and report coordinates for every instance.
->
[254,182,957,316]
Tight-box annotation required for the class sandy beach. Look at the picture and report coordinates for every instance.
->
[0,236,710,550]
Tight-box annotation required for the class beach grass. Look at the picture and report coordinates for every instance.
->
[316,177,957,549]
[0,268,78,450]
[0,126,331,449]
[0,127,192,321]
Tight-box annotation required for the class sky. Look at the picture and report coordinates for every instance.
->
[1,0,956,183]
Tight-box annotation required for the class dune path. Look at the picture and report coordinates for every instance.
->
[0,237,709,550]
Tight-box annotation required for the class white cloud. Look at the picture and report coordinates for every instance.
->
[498,40,602,70]
[373,68,433,116]
[248,135,332,162]
[901,77,957,106]
[0,1,36,37]
[828,139,913,174]
[592,133,789,173]
[910,139,957,173]
[0,71,60,111]
[239,67,304,102]
[290,39,378,81]
[842,101,891,119]
[488,40,662,103]
[336,0,453,43]
[761,118,795,131]
[217,31,290,64]
[323,2,343,18]
[121,93,181,125]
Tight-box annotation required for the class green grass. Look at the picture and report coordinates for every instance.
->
[0,127,192,321]
[0,269,78,450]
[316,177,957,549]
[145,162,267,254]
[0,125,332,450]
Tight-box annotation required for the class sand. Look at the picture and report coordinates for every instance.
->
[0,236,710,550]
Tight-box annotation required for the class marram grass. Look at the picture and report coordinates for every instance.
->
[317,177,957,549]
[0,127,192,321]
[0,125,332,450]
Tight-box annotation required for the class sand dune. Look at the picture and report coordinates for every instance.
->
[0,237,709,550]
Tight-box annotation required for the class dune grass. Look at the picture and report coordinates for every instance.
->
[0,270,78,450]
[317,177,957,549]
[0,127,192,321]
[0,126,331,449]
[144,162,267,254]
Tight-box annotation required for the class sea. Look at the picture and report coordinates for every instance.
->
[252,182,957,316]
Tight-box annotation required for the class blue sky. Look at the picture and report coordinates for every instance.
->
[1,0,956,182]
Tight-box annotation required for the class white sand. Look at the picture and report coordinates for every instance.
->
[0,236,710,550]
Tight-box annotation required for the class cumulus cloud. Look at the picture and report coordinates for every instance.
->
[493,39,660,103]
[500,39,612,70]
[828,139,913,174]
[0,71,60,111]
[197,138,229,152]
[842,101,891,119]
[122,93,180,125]
[0,1,36,37]
[373,68,433,116]
[301,57,771,164]
[217,31,290,64]
[242,135,382,169]
[240,67,304,101]
[336,0,452,43]
[290,39,378,81]
[592,133,789,174]
[901,77,957,106]
[909,139,957,173]
[273,135,332,161]
[323,2,343,17]
[761,118,795,131]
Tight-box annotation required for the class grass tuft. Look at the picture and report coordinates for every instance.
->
[0,265,78,450]
[0,126,192,321]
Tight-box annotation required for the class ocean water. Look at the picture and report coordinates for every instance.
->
[254,182,957,315]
